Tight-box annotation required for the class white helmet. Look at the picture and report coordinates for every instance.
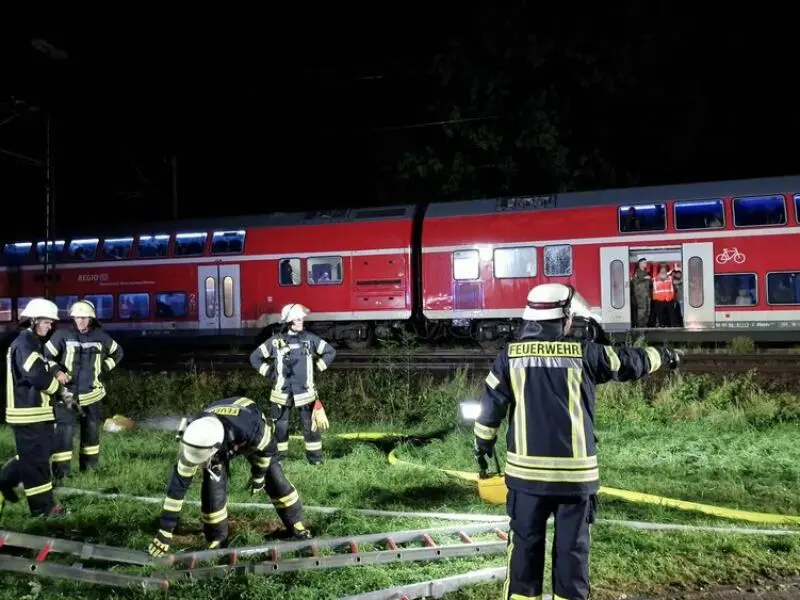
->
[280,303,310,323]
[180,416,224,465]
[20,298,59,321]
[522,284,593,322]
[70,300,96,319]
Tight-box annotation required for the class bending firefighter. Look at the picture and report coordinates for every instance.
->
[473,284,681,600]
[44,299,123,480]
[148,396,312,557]
[1,298,72,518]
[249,303,335,464]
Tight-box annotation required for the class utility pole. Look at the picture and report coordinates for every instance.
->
[171,155,178,220]
[44,110,52,297]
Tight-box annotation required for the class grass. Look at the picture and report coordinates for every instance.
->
[0,364,799,599]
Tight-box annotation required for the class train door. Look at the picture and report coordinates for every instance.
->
[680,242,715,329]
[599,246,631,331]
[197,265,241,332]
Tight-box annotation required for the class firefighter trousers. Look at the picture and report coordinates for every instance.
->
[270,400,322,464]
[201,459,305,543]
[52,401,101,479]
[504,489,597,600]
[0,423,56,516]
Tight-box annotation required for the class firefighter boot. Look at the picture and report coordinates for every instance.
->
[291,521,313,540]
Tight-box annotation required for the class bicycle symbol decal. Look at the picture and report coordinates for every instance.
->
[715,247,746,265]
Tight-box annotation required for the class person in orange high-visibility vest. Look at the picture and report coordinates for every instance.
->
[648,263,676,327]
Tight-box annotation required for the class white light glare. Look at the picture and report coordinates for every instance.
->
[459,401,482,421]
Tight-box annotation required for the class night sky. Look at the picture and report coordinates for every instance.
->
[1,10,796,241]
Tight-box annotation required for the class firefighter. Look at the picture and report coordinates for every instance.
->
[44,299,123,480]
[249,303,336,464]
[473,283,681,600]
[0,298,71,518]
[147,396,312,557]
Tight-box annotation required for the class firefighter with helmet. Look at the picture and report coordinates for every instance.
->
[249,303,336,464]
[0,298,72,518]
[44,299,124,481]
[473,283,681,600]
[148,396,311,557]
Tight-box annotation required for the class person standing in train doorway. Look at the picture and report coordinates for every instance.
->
[249,304,336,464]
[44,299,124,482]
[631,258,652,327]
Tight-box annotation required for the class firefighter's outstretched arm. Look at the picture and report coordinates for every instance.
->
[310,333,336,372]
[473,352,512,459]
[249,339,274,377]
[101,332,124,372]
[584,343,680,384]
[148,457,199,557]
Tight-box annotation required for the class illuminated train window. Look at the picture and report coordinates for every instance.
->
[119,293,150,320]
[609,260,625,309]
[544,245,572,277]
[308,256,342,285]
[155,292,188,318]
[211,231,245,254]
[0,298,10,322]
[493,246,536,279]
[174,232,207,256]
[2,242,33,265]
[674,199,725,230]
[66,238,98,261]
[618,204,666,233]
[82,294,113,320]
[137,234,170,258]
[733,195,786,227]
[687,257,704,308]
[795,194,800,223]
[205,277,216,318]
[102,238,133,260]
[453,250,480,280]
[17,297,34,318]
[714,274,757,306]
[36,240,65,263]
[223,277,234,317]
[279,258,302,286]
[55,295,79,320]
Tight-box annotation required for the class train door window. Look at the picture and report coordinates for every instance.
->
[0,298,10,322]
[155,292,188,318]
[609,260,625,309]
[544,245,573,277]
[2,242,33,266]
[308,256,342,285]
[35,240,65,264]
[618,204,666,233]
[714,274,757,306]
[101,237,133,260]
[687,257,704,308]
[137,234,170,258]
[204,277,216,318]
[222,277,234,317]
[493,246,536,278]
[174,232,207,256]
[55,295,79,320]
[82,294,114,320]
[211,230,246,254]
[453,250,479,280]
[66,238,98,261]
[674,199,724,230]
[766,272,800,305]
[119,293,150,320]
[733,195,786,227]
[795,194,800,224]
[279,258,302,286]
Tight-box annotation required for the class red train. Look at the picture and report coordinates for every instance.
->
[1,174,799,347]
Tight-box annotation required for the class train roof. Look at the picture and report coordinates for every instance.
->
[425,174,800,219]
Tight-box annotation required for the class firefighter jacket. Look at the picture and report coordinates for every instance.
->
[474,324,672,496]
[44,324,123,407]
[249,329,336,406]
[5,328,62,425]
[158,397,277,533]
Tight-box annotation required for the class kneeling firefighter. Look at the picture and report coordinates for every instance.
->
[473,284,681,600]
[148,396,311,558]
[249,303,336,464]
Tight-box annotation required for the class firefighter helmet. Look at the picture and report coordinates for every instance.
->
[180,416,224,465]
[522,284,593,322]
[70,300,96,319]
[19,298,59,321]
[280,303,310,323]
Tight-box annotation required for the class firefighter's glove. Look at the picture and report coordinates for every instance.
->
[148,530,171,558]
[59,390,83,415]
[665,348,683,369]
[311,400,329,432]
[248,477,265,496]
[473,436,495,459]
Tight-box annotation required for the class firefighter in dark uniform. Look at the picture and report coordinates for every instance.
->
[147,396,312,557]
[0,298,72,518]
[44,299,123,480]
[249,303,336,464]
[473,283,681,600]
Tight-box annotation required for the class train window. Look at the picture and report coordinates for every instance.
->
[223,277,234,317]
[101,237,133,260]
[610,260,625,309]
[0,298,10,322]
[55,295,79,320]
[279,258,301,286]
[544,245,572,277]
[714,274,757,306]
[35,240,65,264]
[174,232,207,256]
[674,199,724,230]
[618,204,666,233]
[17,297,34,318]
[211,230,245,254]
[82,294,113,320]
[119,293,149,320]
[453,250,479,280]
[66,238,98,261]
[795,194,800,223]
[687,257,704,308]
[155,292,188,318]
[308,256,342,285]
[733,194,786,227]
[2,242,33,265]
[137,234,170,258]
[204,277,216,318]
[493,246,536,278]
[766,272,800,305]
